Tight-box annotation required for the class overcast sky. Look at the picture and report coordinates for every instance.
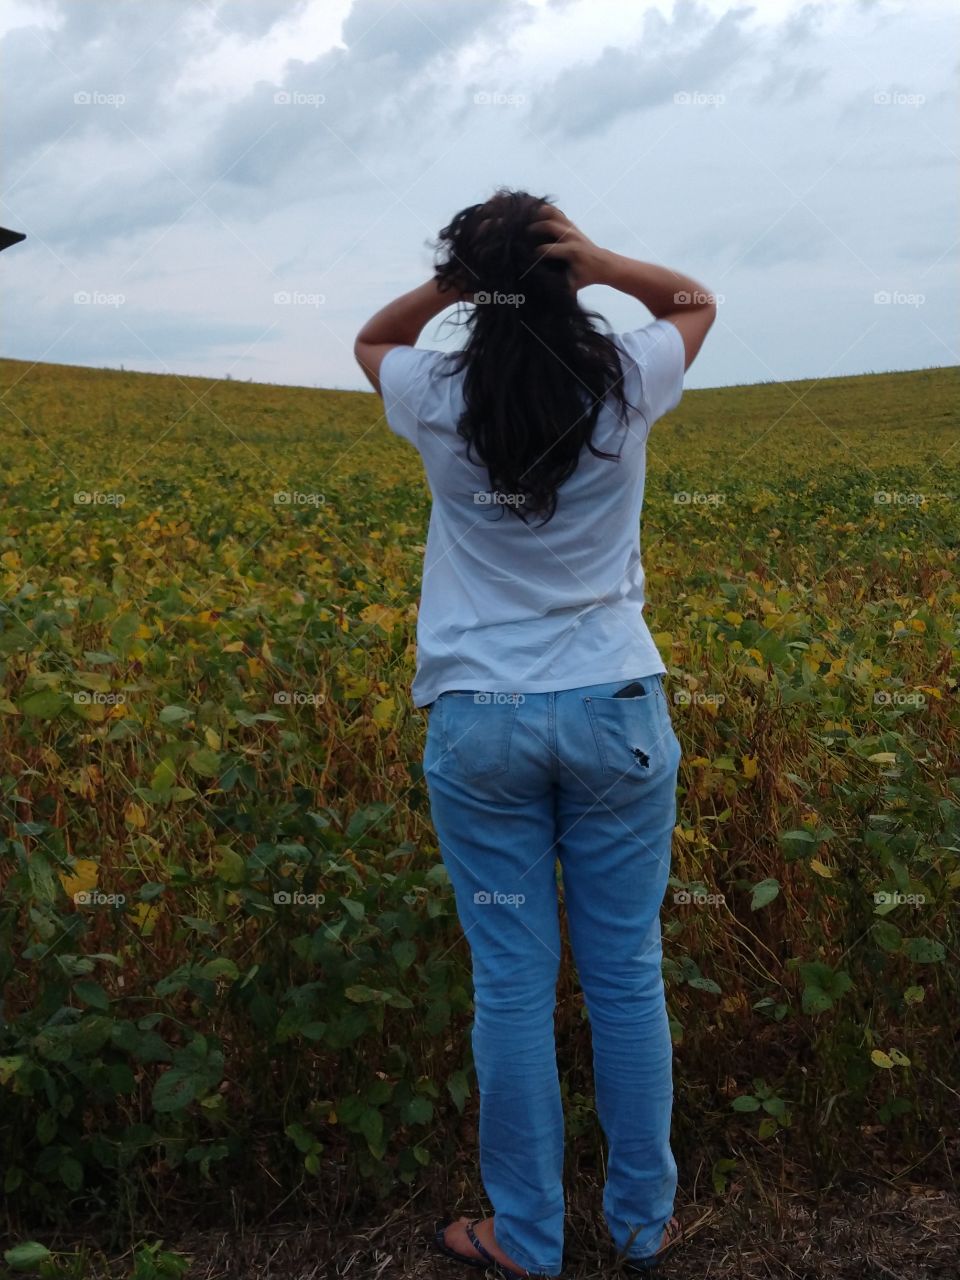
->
[1,0,957,391]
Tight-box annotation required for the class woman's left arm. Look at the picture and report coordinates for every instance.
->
[354,278,463,396]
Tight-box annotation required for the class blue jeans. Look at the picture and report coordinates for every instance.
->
[423,673,682,1276]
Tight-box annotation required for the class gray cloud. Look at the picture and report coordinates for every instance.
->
[0,0,956,390]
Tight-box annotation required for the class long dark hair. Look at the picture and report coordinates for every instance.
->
[432,188,639,527]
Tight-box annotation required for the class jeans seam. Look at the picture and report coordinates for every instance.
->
[493,1224,560,1276]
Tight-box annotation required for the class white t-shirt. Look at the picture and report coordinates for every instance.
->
[379,316,685,708]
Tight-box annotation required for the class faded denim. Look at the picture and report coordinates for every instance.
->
[423,673,682,1275]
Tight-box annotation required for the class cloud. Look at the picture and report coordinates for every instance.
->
[0,0,955,390]
[528,1,837,139]
[528,3,757,139]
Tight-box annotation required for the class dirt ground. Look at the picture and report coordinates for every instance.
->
[60,1176,956,1279]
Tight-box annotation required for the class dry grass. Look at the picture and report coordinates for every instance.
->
[24,1159,959,1278]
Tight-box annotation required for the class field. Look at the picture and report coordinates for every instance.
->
[0,355,958,1277]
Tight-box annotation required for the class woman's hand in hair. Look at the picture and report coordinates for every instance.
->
[529,208,607,291]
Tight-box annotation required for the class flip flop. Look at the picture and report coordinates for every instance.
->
[624,1214,684,1271]
[432,1217,533,1279]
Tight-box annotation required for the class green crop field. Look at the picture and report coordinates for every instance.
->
[0,356,958,1275]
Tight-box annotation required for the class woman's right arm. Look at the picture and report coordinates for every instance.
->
[592,251,717,372]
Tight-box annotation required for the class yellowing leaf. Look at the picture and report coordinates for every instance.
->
[741,755,758,779]
[59,859,99,900]
[809,858,834,878]
[870,1050,894,1069]
[724,611,743,625]
[868,752,897,764]
[124,801,147,829]
[916,685,942,700]
[359,603,403,633]
[133,902,161,934]
[223,640,246,653]
[372,696,395,728]
[204,727,221,751]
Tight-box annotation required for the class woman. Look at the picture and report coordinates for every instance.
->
[354,189,716,1278]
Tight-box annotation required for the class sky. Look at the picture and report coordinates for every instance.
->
[1,0,957,391]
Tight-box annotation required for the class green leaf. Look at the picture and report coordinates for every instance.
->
[750,878,780,910]
[902,937,945,964]
[344,985,386,1004]
[73,980,110,1010]
[188,747,222,778]
[4,1242,53,1270]
[780,828,817,845]
[152,1068,201,1113]
[359,1107,383,1151]
[199,958,239,981]
[27,852,56,903]
[731,1095,761,1112]
[392,939,417,971]
[403,1096,434,1124]
[872,920,902,953]
[0,1056,24,1085]
[109,611,140,655]
[36,1111,57,1145]
[688,977,722,995]
[151,758,177,793]
[447,1070,470,1114]
[59,1155,83,1191]
[801,985,834,1014]
[19,689,69,718]
[159,704,192,724]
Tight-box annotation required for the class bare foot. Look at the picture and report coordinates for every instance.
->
[442,1215,530,1275]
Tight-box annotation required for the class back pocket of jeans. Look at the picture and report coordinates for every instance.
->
[583,692,676,781]
[438,692,519,778]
